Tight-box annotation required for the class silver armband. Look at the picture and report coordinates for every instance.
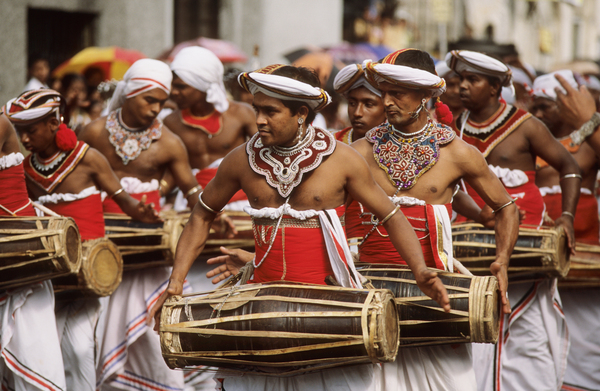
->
[570,112,600,145]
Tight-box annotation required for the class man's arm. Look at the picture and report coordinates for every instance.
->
[458,141,519,314]
[341,144,450,312]
[163,129,202,208]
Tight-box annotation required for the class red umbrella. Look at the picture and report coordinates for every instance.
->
[53,46,147,80]
[158,37,248,63]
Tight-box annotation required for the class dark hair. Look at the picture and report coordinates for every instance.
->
[271,66,321,124]
[28,55,48,70]
[391,50,436,75]
[60,73,86,94]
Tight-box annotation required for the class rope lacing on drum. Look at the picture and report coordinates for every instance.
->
[188,285,241,338]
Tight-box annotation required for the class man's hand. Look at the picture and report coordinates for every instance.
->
[554,215,576,255]
[135,194,161,224]
[206,247,254,284]
[554,74,597,129]
[211,213,238,239]
[414,268,451,312]
[148,278,184,331]
[490,257,511,314]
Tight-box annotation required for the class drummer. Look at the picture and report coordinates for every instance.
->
[150,64,452,390]
[447,50,580,391]
[0,110,67,391]
[4,88,160,391]
[78,59,198,391]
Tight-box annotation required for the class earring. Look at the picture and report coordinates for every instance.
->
[297,117,305,139]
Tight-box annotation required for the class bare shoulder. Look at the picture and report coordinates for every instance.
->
[79,116,108,144]
[519,115,550,137]
[215,142,249,174]
[80,145,110,170]
[158,123,188,151]
[349,138,372,159]
[162,110,181,131]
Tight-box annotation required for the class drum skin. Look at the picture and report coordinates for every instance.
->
[359,264,500,346]
[559,243,600,289]
[160,282,399,375]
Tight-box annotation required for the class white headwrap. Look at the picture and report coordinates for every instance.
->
[170,47,230,113]
[435,61,455,79]
[238,65,330,111]
[333,63,381,97]
[532,70,578,101]
[107,59,172,113]
[582,75,600,91]
[509,66,533,88]
[3,89,62,125]
[446,50,512,87]
[363,60,446,97]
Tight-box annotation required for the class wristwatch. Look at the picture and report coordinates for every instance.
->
[570,112,600,145]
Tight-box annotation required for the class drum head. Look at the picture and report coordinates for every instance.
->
[83,239,123,297]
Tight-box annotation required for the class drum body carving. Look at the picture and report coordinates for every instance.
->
[452,223,570,280]
[0,217,81,290]
[104,212,185,271]
[358,264,500,346]
[53,238,123,297]
[559,243,600,289]
[160,282,399,375]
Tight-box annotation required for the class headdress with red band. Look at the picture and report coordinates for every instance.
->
[238,64,331,111]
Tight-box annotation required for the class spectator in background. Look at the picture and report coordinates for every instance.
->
[23,55,50,92]
[224,68,254,105]
[436,61,463,128]
[60,73,91,133]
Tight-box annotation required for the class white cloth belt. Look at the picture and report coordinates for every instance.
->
[101,177,159,201]
[0,152,24,170]
[539,185,592,197]
[489,164,529,187]
[37,186,99,204]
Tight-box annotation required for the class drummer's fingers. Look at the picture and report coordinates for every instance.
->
[554,74,578,95]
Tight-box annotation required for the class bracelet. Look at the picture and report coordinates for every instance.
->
[380,205,400,225]
[559,173,582,181]
[570,112,600,145]
[562,211,575,219]
[492,198,516,214]
[110,188,124,198]
[184,185,202,199]
[198,191,223,214]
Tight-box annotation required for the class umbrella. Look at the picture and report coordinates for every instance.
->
[325,42,382,65]
[158,37,248,64]
[52,46,147,81]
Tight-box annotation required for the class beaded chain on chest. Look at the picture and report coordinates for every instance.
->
[367,120,455,192]
[106,109,162,165]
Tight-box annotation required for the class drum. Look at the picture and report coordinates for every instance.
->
[160,282,399,375]
[0,216,82,290]
[358,264,500,347]
[452,223,570,280]
[104,211,186,271]
[53,238,123,297]
[559,243,600,289]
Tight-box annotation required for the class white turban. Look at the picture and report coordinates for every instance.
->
[532,70,578,101]
[238,65,330,111]
[446,50,512,87]
[3,89,62,125]
[363,60,446,97]
[582,75,600,91]
[435,61,455,79]
[107,59,172,113]
[509,66,533,88]
[334,62,381,97]
[170,47,230,113]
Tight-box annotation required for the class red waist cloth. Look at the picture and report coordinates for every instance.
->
[250,206,346,285]
[102,190,161,215]
[0,163,36,217]
[543,192,599,245]
[456,171,544,227]
[195,168,247,203]
[44,193,105,240]
[345,200,451,270]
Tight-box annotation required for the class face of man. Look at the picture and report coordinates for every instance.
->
[122,88,169,128]
[458,71,498,111]
[530,96,561,133]
[439,74,462,112]
[346,87,386,136]
[30,60,50,84]
[252,92,304,148]
[377,82,427,128]
[170,75,206,110]
[15,116,58,156]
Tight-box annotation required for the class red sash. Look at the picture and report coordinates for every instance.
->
[458,104,531,157]
[457,171,545,227]
[543,192,599,245]
[44,194,105,240]
[102,190,161,215]
[180,108,223,136]
[0,163,36,217]
[195,169,247,203]
[335,127,352,144]
[345,200,450,270]
[250,206,346,285]
[24,141,88,192]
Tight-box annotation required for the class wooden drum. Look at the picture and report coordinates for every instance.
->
[160,282,399,375]
[104,211,186,271]
[559,243,600,289]
[452,223,570,280]
[358,264,500,347]
[53,238,123,297]
[0,216,82,290]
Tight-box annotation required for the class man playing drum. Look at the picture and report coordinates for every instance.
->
[0,110,67,391]
[4,88,160,391]
[343,48,517,391]
[79,59,199,391]
[150,64,451,390]
[447,50,580,391]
